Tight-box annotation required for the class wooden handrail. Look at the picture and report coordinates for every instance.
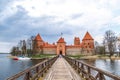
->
[7,56,58,80]
[63,56,120,80]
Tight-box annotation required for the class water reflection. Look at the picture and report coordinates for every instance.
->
[81,59,120,76]
[0,54,43,80]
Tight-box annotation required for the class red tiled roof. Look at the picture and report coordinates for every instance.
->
[82,32,94,40]
[34,33,44,41]
[57,37,66,43]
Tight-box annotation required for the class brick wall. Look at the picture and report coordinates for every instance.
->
[43,48,56,54]
[66,47,81,55]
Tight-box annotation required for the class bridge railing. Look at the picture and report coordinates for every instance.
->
[7,56,58,80]
[63,56,120,80]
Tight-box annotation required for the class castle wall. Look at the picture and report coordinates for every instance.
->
[82,49,94,55]
[43,48,56,54]
[34,32,94,55]
[66,47,81,55]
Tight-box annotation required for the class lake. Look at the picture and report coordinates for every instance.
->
[0,54,120,80]
[0,53,42,80]
[81,59,120,77]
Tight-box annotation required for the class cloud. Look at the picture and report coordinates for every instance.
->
[0,0,120,52]
[0,42,16,53]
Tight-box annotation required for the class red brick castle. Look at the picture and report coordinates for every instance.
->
[33,32,94,55]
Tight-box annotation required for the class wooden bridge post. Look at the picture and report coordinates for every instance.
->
[96,72,105,80]
[48,59,50,69]
[81,64,84,78]
[24,72,31,80]
[74,60,77,70]
[77,61,80,73]
[86,67,91,80]
[41,63,44,77]
[36,66,39,73]
[44,62,47,73]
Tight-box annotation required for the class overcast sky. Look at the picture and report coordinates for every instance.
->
[0,0,120,53]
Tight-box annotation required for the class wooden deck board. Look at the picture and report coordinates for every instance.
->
[43,57,81,80]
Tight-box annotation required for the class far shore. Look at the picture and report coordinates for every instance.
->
[7,55,18,58]
[7,55,50,60]
[76,55,120,60]
[7,54,120,60]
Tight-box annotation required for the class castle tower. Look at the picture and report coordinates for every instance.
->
[33,33,44,54]
[74,37,80,45]
[82,32,94,54]
[57,37,66,55]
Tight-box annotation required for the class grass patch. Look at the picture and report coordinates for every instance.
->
[67,54,113,59]
[67,54,85,59]
[31,54,56,59]
[98,54,109,57]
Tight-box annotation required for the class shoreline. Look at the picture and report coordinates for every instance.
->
[78,55,120,60]
[7,55,48,60]
[7,55,17,58]
[7,55,120,60]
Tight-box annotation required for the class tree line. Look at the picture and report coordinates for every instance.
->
[95,30,120,57]
[10,36,36,56]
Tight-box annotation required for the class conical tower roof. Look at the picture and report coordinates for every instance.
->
[34,33,43,41]
[82,32,94,40]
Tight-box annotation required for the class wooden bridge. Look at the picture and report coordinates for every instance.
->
[44,56,81,80]
[7,56,120,80]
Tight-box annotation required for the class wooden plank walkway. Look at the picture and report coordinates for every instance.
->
[43,57,81,80]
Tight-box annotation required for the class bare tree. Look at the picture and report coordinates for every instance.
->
[19,40,23,56]
[94,41,99,54]
[22,40,27,56]
[10,46,19,56]
[32,39,37,55]
[27,36,35,56]
[104,30,117,57]
[18,40,27,56]
[118,44,120,57]
[10,46,16,56]
[102,39,106,55]
[94,41,106,55]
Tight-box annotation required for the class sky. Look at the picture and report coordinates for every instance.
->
[0,0,120,53]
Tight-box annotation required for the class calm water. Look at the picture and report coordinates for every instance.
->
[1,54,120,80]
[81,59,120,76]
[0,54,41,80]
